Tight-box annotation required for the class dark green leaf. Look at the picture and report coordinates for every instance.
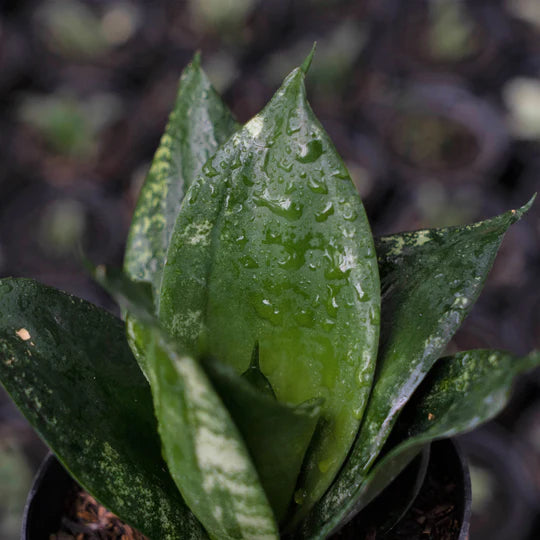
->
[159,65,380,517]
[0,278,206,539]
[202,357,322,523]
[297,199,534,536]
[124,53,239,297]
[300,43,317,73]
[123,54,238,389]
[297,348,540,538]
[145,330,279,539]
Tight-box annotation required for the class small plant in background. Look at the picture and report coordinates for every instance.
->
[19,92,122,159]
[0,50,538,539]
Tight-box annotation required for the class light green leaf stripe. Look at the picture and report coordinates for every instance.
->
[123,53,238,382]
[124,52,239,297]
[146,330,279,539]
[159,65,380,520]
[202,357,322,523]
[0,278,207,539]
[298,199,534,536]
[298,348,540,538]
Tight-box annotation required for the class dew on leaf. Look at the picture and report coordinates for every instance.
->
[241,174,254,187]
[235,235,248,247]
[332,169,350,180]
[315,202,335,222]
[294,488,307,505]
[307,176,328,195]
[287,110,302,135]
[202,162,218,177]
[296,139,324,164]
[277,159,293,172]
[317,459,332,473]
[253,192,303,221]
[240,255,259,269]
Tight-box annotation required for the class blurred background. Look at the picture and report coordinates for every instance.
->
[0,0,539,538]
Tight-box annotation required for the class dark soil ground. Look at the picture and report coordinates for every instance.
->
[0,1,539,539]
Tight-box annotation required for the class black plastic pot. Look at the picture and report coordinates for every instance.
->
[21,453,76,540]
[22,439,470,539]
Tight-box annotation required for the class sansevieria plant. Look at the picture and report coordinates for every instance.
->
[0,49,538,539]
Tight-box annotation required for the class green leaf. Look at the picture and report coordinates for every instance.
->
[0,278,206,539]
[93,265,321,524]
[124,52,239,297]
[300,43,317,73]
[159,65,380,516]
[202,357,322,523]
[146,330,279,539]
[355,199,534,471]
[298,348,540,538]
[297,200,534,536]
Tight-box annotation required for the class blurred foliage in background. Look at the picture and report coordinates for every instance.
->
[0,1,540,539]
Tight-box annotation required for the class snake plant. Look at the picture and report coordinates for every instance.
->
[0,50,538,539]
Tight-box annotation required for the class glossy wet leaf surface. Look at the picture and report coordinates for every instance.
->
[298,348,540,538]
[297,201,533,537]
[0,278,206,540]
[159,66,380,517]
[145,329,279,540]
[124,53,238,297]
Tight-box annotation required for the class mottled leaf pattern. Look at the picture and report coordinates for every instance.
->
[123,54,238,383]
[124,53,238,297]
[0,279,206,539]
[202,357,321,523]
[159,65,380,517]
[145,330,279,539]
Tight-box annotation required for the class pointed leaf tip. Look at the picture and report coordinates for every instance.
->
[508,193,536,225]
[517,193,536,217]
[301,42,317,74]
[192,50,202,68]
[522,349,540,372]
